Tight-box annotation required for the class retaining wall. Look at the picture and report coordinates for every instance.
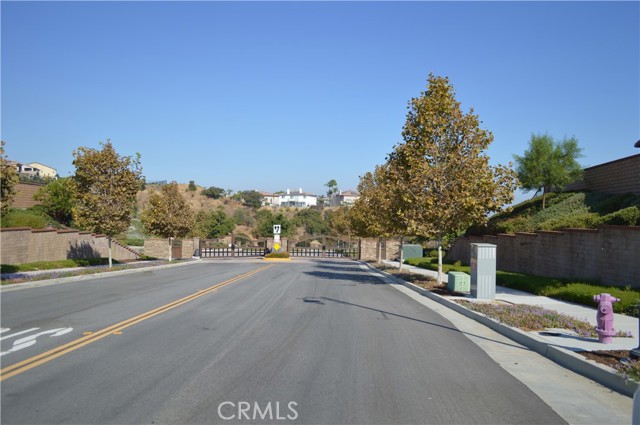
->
[446,226,640,287]
[1,227,140,264]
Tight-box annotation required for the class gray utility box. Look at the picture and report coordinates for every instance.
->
[447,272,470,293]
[470,243,496,300]
[402,244,423,260]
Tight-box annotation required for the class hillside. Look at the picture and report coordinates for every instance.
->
[132,183,318,241]
[468,191,640,236]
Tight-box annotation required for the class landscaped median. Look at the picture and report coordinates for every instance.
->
[367,261,640,397]
[263,252,292,262]
[405,256,640,315]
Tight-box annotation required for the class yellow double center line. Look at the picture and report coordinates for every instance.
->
[0,264,273,382]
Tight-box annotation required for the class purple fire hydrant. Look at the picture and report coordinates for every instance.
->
[593,293,620,344]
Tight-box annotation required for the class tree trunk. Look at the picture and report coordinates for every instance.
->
[437,237,443,286]
[377,238,382,263]
[108,237,113,268]
[168,237,173,262]
[398,236,404,270]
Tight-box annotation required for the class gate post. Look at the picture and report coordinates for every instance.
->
[322,237,326,258]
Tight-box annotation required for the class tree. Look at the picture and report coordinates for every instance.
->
[253,209,294,238]
[201,186,225,199]
[141,182,195,260]
[325,179,339,199]
[193,208,236,239]
[514,133,583,209]
[0,141,19,217]
[71,141,143,267]
[35,177,75,226]
[238,190,263,208]
[349,164,411,266]
[388,74,518,283]
[294,208,330,236]
[188,180,197,191]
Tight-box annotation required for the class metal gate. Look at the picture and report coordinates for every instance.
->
[200,236,267,258]
[288,237,359,259]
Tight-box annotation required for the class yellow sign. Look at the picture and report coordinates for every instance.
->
[273,243,281,251]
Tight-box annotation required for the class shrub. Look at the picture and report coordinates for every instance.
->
[538,212,602,230]
[601,206,640,226]
[265,252,290,259]
[2,208,51,229]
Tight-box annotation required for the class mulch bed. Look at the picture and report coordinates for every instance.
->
[579,350,635,370]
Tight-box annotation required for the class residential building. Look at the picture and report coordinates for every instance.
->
[260,191,281,207]
[330,190,360,207]
[27,162,57,179]
[279,188,318,207]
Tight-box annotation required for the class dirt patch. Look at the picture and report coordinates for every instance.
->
[579,350,635,369]
[373,265,465,296]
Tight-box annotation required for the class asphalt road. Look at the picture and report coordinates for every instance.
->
[1,260,566,424]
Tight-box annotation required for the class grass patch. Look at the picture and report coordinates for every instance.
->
[405,256,640,315]
[1,258,120,273]
[405,257,470,273]
[457,301,631,338]
[495,271,640,315]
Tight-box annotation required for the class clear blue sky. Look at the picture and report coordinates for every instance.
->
[2,1,638,204]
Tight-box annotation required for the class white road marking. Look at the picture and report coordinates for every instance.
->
[0,327,73,357]
[0,328,39,341]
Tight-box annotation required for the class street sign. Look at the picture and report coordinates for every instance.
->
[273,242,281,251]
[273,224,281,235]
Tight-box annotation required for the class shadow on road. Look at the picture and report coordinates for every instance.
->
[320,296,528,351]
[303,270,385,285]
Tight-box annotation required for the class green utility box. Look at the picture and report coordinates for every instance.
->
[402,244,423,260]
[448,271,470,293]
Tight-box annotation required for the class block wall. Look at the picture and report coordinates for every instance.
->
[566,154,640,195]
[1,227,140,265]
[445,226,640,287]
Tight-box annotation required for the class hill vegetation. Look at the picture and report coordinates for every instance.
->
[468,191,640,236]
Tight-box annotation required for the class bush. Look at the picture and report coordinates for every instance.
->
[404,257,470,273]
[601,206,640,226]
[265,252,290,259]
[125,238,145,246]
[538,212,602,230]
[1,258,119,273]
[1,208,51,229]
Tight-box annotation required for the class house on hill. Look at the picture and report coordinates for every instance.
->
[330,190,360,207]
[279,188,318,207]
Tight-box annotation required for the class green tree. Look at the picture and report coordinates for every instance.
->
[253,210,294,238]
[188,180,197,191]
[325,179,339,199]
[71,141,143,267]
[238,190,263,208]
[0,141,19,217]
[388,74,518,283]
[352,163,411,267]
[514,133,583,209]
[194,209,236,239]
[294,208,330,236]
[141,182,195,261]
[35,177,75,226]
[201,186,225,199]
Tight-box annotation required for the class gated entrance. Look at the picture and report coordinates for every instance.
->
[200,235,267,258]
[288,236,359,259]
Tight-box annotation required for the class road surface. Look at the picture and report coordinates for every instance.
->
[1,260,566,424]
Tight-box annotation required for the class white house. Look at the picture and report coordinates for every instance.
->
[260,191,281,207]
[279,188,317,207]
[330,190,360,207]
[27,162,57,179]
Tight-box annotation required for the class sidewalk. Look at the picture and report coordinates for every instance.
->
[378,260,640,399]
[382,260,639,353]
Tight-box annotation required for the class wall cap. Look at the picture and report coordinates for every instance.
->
[0,227,32,232]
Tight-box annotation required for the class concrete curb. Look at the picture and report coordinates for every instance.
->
[362,262,639,398]
[0,259,202,292]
